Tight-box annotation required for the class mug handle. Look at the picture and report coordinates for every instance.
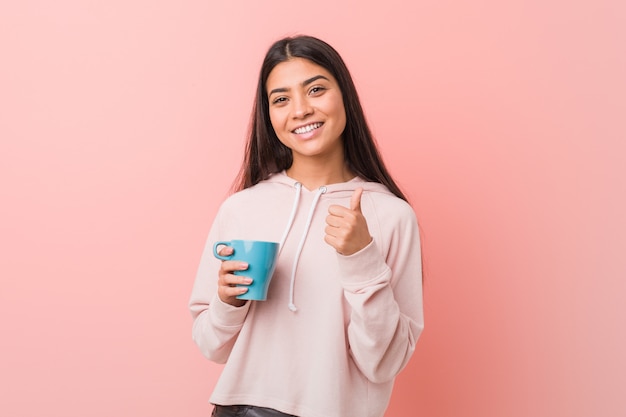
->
[213,241,234,261]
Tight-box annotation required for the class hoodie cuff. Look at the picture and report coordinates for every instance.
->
[337,239,391,292]
[208,294,251,328]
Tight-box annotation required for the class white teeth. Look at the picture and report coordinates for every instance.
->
[293,122,322,134]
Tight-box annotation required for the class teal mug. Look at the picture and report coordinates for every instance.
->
[213,240,280,300]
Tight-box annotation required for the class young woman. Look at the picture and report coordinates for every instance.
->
[189,35,424,417]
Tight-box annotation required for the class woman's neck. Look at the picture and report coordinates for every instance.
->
[286,161,355,191]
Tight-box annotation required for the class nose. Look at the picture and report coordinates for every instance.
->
[291,94,313,119]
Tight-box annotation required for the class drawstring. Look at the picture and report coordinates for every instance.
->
[283,185,327,312]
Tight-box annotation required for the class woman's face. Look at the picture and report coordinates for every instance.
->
[266,58,347,165]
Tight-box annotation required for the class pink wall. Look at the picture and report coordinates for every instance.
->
[1,1,624,416]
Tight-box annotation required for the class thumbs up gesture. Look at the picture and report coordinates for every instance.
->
[325,187,373,255]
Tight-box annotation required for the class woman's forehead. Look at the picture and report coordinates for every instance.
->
[266,58,335,90]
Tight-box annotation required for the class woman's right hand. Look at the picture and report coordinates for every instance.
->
[216,246,252,307]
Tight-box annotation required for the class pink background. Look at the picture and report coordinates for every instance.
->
[1,1,624,416]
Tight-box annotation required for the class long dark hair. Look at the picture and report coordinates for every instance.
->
[233,35,407,201]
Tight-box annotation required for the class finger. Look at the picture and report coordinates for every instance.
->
[350,188,363,212]
[324,224,341,238]
[223,286,248,297]
[220,260,248,274]
[221,271,253,284]
[323,234,336,248]
[218,245,234,256]
[327,203,351,217]
[218,284,249,306]
[325,213,344,228]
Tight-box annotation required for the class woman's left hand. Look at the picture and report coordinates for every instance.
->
[325,188,372,256]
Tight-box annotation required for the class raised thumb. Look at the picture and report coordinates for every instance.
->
[350,187,363,212]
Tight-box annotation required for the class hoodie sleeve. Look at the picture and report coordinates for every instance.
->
[337,200,424,384]
[189,207,251,364]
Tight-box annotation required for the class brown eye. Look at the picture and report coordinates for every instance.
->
[272,97,288,105]
[309,86,326,95]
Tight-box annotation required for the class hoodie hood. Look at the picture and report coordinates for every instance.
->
[265,171,394,311]
[265,170,393,196]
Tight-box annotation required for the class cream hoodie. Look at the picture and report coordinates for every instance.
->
[189,171,423,417]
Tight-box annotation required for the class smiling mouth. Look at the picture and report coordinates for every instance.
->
[292,122,323,134]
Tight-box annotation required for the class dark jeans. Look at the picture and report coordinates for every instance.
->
[211,405,298,417]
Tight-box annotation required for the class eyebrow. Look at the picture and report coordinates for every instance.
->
[268,75,330,97]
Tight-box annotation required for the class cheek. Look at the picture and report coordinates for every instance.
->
[268,111,289,146]
[268,109,284,132]
[332,102,347,132]
[327,94,346,123]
